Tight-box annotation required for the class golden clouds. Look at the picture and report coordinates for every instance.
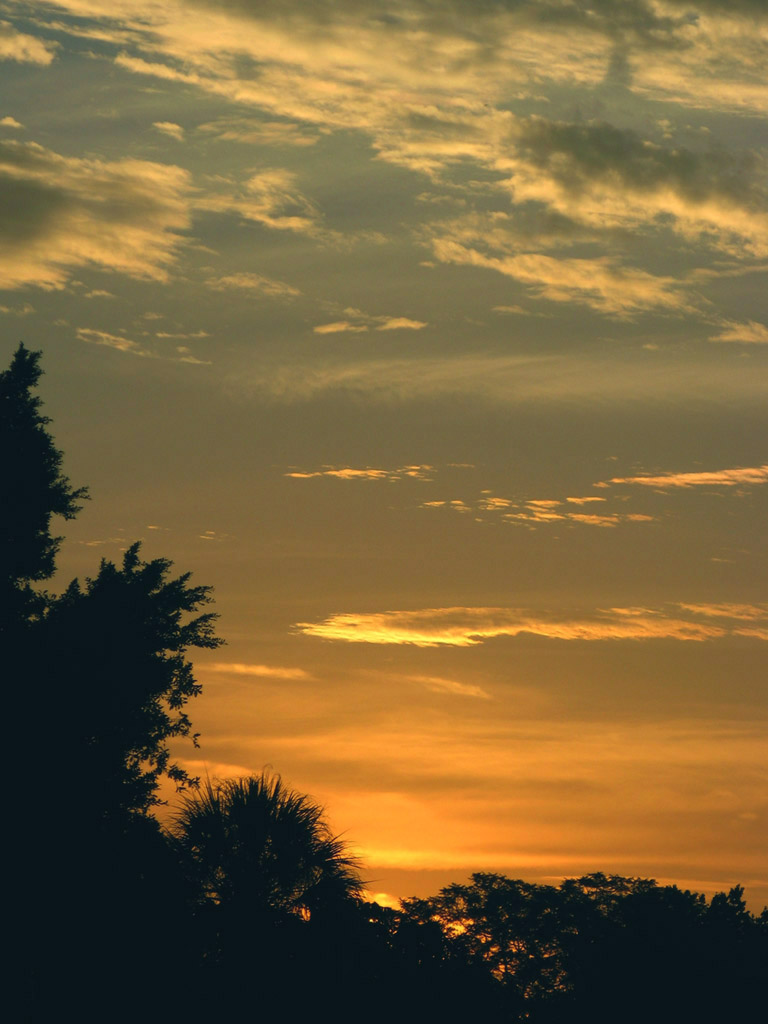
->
[17,0,767,335]
[313,309,428,333]
[677,603,768,621]
[196,168,322,236]
[75,327,210,363]
[709,320,768,344]
[0,21,56,64]
[286,464,433,482]
[295,606,738,647]
[208,662,313,681]
[152,121,184,141]
[499,115,768,257]
[0,139,192,290]
[609,464,768,489]
[313,321,368,335]
[75,328,152,358]
[422,488,653,528]
[431,237,691,317]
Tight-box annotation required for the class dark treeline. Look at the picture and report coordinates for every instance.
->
[5,345,766,1023]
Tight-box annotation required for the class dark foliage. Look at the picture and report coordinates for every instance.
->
[401,871,768,1023]
[172,772,365,918]
[0,343,86,627]
[40,543,222,820]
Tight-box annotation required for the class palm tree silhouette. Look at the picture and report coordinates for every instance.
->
[171,772,364,922]
[170,772,365,1009]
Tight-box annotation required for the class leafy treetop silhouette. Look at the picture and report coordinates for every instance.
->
[44,542,223,818]
[2,342,222,820]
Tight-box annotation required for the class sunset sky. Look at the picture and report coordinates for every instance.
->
[2,0,766,909]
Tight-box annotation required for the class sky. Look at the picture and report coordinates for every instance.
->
[1,0,766,909]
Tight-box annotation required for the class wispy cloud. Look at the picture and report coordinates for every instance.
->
[709,320,768,344]
[206,272,300,297]
[375,317,428,331]
[0,138,191,289]
[76,328,153,357]
[501,510,654,528]
[422,491,651,528]
[431,235,693,318]
[286,464,433,482]
[245,351,767,405]
[152,120,184,141]
[195,167,323,236]
[313,321,368,335]
[198,117,319,147]
[677,603,768,622]
[405,674,491,700]
[207,662,313,681]
[76,327,209,364]
[0,300,33,315]
[495,114,768,260]
[608,465,768,489]
[314,308,427,334]
[0,21,56,65]
[21,1,768,330]
[295,606,742,647]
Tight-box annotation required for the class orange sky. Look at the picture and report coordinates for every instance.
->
[2,0,766,909]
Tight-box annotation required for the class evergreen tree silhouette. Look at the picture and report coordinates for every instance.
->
[1,343,86,631]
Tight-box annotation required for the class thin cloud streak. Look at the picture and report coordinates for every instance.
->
[676,604,768,622]
[609,464,768,489]
[405,675,492,700]
[285,465,434,482]
[245,353,768,405]
[295,606,736,647]
[206,272,300,296]
[207,662,313,681]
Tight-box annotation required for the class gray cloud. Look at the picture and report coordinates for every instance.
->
[514,117,766,212]
[205,272,300,296]
[242,350,768,405]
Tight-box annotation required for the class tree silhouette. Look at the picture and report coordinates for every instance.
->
[1,343,86,630]
[169,772,366,1013]
[41,543,223,822]
[172,772,364,920]
[400,872,768,1023]
[2,344,221,1019]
